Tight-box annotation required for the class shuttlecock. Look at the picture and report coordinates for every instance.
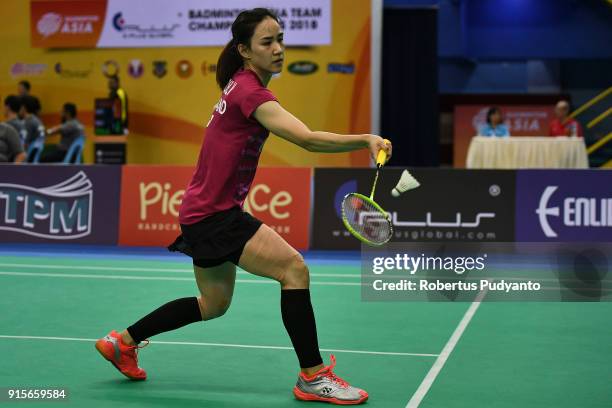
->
[391,170,420,197]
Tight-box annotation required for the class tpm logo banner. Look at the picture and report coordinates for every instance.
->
[0,166,121,244]
[516,170,612,241]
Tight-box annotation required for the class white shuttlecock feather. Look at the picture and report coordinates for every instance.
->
[391,170,420,197]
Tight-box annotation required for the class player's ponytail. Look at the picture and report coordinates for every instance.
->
[216,39,243,90]
[216,8,280,90]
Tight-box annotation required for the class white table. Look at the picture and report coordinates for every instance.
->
[466,136,589,169]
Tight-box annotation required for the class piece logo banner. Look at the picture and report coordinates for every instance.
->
[0,166,121,244]
[119,166,311,249]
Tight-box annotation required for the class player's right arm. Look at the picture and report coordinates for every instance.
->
[253,101,391,161]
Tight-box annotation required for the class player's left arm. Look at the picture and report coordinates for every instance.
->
[253,101,391,160]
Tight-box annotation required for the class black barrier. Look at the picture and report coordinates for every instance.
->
[312,168,516,249]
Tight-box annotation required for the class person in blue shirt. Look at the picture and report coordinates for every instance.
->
[479,107,510,137]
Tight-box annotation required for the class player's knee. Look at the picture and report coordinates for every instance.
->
[199,295,232,320]
[213,297,232,318]
[282,253,310,289]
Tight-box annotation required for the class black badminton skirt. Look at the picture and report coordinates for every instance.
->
[168,206,262,268]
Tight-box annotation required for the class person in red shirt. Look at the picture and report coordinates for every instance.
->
[95,8,390,405]
[549,100,583,137]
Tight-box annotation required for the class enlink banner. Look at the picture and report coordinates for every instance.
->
[118,166,311,249]
[515,170,612,241]
[0,165,121,244]
[312,168,516,249]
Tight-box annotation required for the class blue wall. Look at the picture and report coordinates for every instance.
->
[385,0,612,59]
[384,0,612,95]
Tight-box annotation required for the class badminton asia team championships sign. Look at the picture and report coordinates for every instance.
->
[31,0,331,48]
[0,167,121,244]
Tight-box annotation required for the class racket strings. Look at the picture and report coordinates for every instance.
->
[342,194,392,245]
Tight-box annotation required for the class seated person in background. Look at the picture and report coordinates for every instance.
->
[20,95,45,150]
[40,103,84,163]
[549,100,583,137]
[3,95,27,145]
[478,107,510,137]
[0,122,25,163]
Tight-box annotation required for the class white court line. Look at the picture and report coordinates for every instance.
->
[405,286,489,408]
[0,263,361,279]
[0,335,438,358]
[0,271,362,286]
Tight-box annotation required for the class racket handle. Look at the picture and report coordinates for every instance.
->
[376,139,391,168]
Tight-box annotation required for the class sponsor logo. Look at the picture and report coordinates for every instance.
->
[243,183,293,232]
[112,12,179,39]
[472,108,548,133]
[128,59,144,78]
[0,172,92,239]
[112,12,126,31]
[37,13,62,37]
[10,63,47,78]
[153,60,167,78]
[120,167,310,248]
[201,61,217,76]
[536,186,612,238]
[135,180,293,234]
[334,180,495,230]
[102,60,119,78]
[176,60,193,79]
[54,62,92,78]
[288,61,318,75]
[138,181,183,232]
[38,13,98,37]
[327,63,355,74]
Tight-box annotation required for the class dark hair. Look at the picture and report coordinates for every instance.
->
[63,102,77,118]
[486,107,502,125]
[4,95,21,113]
[216,8,280,90]
[21,95,39,114]
[18,80,31,91]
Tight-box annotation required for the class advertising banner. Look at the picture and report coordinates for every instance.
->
[0,165,121,244]
[516,170,612,241]
[118,166,311,249]
[312,168,516,249]
[32,0,331,48]
[454,105,556,167]
[4,0,372,167]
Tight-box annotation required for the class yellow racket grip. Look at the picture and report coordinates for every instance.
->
[376,139,391,167]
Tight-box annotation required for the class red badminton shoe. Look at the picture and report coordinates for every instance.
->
[95,330,148,381]
[293,355,369,405]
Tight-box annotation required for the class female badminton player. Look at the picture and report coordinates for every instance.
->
[95,8,391,405]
